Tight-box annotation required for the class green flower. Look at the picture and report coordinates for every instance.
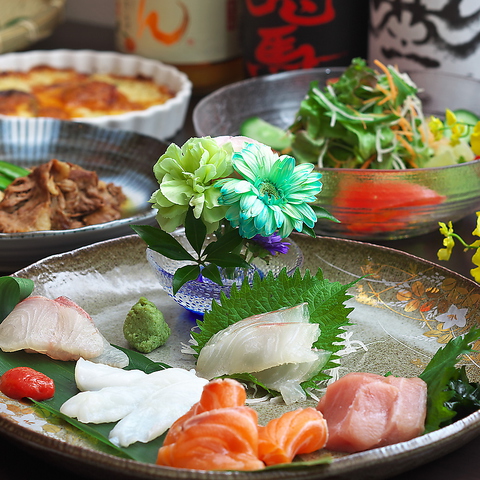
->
[216,143,322,238]
[150,137,234,232]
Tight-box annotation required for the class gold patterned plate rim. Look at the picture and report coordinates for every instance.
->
[1,233,480,480]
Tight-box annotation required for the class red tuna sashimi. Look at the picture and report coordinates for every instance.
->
[0,295,106,362]
[317,372,427,453]
[164,378,246,446]
[157,406,265,471]
[258,407,328,465]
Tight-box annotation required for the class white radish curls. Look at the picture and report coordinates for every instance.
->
[195,303,329,404]
[0,295,128,367]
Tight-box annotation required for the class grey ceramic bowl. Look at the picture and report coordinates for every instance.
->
[193,68,480,241]
[0,117,165,273]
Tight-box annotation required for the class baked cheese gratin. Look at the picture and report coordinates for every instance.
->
[0,65,175,119]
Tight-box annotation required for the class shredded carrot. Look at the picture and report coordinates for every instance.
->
[396,134,417,158]
[360,155,376,169]
[374,59,398,106]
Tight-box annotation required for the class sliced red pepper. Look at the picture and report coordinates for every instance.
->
[0,366,55,401]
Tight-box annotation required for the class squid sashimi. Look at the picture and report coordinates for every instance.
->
[317,372,427,453]
[60,385,158,423]
[61,359,208,446]
[109,379,207,447]
[156,406,265,471]
[0,295,128,367]
[74,358,199,391]
[195,303,329,404]
[258,407,328,465]
[164,378,246,446]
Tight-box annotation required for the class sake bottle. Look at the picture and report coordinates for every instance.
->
[116,0,244,95]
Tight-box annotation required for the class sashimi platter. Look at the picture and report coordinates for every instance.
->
[0,232,479,480]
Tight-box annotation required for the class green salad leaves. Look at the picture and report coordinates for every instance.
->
[288,58,430,169]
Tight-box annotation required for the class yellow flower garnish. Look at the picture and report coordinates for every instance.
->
[445,109,457,126]
[450,123,465,146]
[437,221,455,261]
[470,122,480,156]
[471,241,480,282]
[472,211,480,237]
[428,116,444,141]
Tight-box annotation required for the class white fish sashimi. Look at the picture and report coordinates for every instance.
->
[60,385,158,423]
[196,322,320,378]
[196,303,320,379]
[254,354,331,405]
[195,303,329,404]
[0,296,104,360]
[0,296,128,367]
[109,379,208,447]
[75,358,201,391]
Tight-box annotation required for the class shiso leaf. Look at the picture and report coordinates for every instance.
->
[192,267,358,392]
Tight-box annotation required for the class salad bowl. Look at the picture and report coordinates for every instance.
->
[193,68,480,241]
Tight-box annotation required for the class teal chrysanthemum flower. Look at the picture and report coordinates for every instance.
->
[216,143,322,238]
[150,137,234,232]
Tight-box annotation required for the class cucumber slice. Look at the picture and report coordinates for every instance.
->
[453,109,480,126]
[240,117,291,151]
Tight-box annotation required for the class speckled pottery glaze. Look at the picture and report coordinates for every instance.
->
[2,234,480,479]
[0,117,165,273]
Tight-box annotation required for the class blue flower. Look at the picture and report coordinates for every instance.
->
[216,143,322,238]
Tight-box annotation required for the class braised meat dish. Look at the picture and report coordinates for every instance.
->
[0,159,126,233]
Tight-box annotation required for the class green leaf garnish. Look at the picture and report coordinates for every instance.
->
[0,276,34,322]
[172,264,200,295]
[192,267,358,392]
[419,328,480,433]
[131,224,195,261]
[184,207,206,256]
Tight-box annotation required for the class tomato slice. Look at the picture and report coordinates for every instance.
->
[334,180,446,233]
[0,366,55,401]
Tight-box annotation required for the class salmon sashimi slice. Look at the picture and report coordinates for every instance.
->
[258,407,328,465]
[156,406,265,471]
[317,372,427,453]
[164,378,246,446]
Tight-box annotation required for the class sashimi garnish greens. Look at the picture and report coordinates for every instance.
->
[191,267,359,392]
[419,327,480,433]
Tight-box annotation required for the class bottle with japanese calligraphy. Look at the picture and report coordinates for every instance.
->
[115,0,244,95]
[240,0,369,77]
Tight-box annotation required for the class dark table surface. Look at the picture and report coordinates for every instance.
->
[0,20,479,480]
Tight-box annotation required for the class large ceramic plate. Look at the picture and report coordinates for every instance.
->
[2,234,480,480]
[0,117,165,274]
